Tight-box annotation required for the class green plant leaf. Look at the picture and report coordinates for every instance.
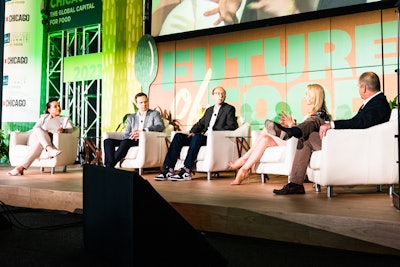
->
[389,96,398,109]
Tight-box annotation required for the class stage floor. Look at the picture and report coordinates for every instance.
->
[0,164,399,256]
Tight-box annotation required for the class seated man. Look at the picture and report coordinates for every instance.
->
[103,92,165,168]
[155,86,238,181]
[273,71,391,194]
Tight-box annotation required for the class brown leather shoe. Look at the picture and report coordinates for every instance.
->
[273,183,305,195]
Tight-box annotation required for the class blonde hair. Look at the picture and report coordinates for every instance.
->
[306,84,330,119]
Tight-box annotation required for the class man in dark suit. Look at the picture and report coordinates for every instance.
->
[155,86,239,181]
[273,71,391,194]
[103,92,165,168]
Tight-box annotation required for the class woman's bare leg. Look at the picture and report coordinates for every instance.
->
[231,134,279,185]
[228,128,268,169]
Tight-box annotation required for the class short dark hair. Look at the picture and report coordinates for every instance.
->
[359,72,380,92]
[135,92,148,102]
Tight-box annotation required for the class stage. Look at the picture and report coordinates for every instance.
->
[0,164,399,257]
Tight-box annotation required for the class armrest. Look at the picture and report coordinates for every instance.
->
[132,131,167,166]
[10,131,31,146]
[52,127,79,148]
[224,123,250,137]
[202,129,242,171]
[171,131,189,140]
[102,132,124,140]
[52,127,80,162]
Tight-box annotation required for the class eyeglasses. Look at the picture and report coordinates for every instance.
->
[213,92,225,96]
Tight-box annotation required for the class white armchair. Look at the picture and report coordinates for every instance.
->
[172,123,250,180]
[101,122,174,175]
[307,109,399,197]
[9,127,80,174]
[252,129,298,183]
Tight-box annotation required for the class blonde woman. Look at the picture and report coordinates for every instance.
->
[230,83,331,185]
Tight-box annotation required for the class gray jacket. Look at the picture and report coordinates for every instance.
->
[123,109,165,139]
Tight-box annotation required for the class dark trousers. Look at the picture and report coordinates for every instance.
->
[103,138,138,167]
[163,133,207,170]
[290,132,322,185]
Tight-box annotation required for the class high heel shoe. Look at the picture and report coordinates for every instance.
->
[227,157,247,170]
[48,149,62,158]
[230,168,251,185]
[7,168,24,176]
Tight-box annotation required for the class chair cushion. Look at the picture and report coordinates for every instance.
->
[259,146,286,163]
[309,150,322,169]
[14,145,49,159]
[125,146,139,159]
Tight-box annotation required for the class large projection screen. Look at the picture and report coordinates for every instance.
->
[151,0,391,39]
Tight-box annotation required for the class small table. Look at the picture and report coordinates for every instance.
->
[227,136,251,157]
[164,136,171,149]
[83,138,102,165]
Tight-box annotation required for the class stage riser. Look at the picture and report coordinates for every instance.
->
[171,203,400,257]
[1,185,399,257]
[0,185,82,212]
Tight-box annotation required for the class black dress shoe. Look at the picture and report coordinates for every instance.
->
[273,183,305,195]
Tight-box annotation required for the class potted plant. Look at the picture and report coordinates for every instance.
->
[389,96,398,109]
[0,129,9,164]
[115,102,138,132]
[156,106,182,131]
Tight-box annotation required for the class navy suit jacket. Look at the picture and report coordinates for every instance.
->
[334,92,391,129]
[190,103,238,134]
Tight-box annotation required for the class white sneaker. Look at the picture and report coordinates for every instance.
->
[154,168,174,181]
[168,168,192,181]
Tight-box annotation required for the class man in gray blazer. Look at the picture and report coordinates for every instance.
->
[103,92,165,168]
[155,86,239,181]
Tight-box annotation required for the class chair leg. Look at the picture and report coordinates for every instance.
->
[51,167,55,175]
[327,186,333,198]
[389,184,394,196]
[376,185,383,192]
[63,166,67,172]
[40,167,44,173]
[207,172,211,181]
[138,168,143,175]
[260,173,269,183]
[212,172,220,178]
[314,184,321,192]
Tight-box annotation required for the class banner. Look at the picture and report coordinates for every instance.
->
[2,0,43,124]
[63,53,103,82]
[48,0,102,32]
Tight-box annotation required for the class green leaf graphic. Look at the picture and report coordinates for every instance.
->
[134,34,158,95]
